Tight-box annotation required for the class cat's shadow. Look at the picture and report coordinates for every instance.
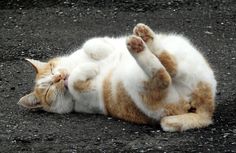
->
[23,108,163,131]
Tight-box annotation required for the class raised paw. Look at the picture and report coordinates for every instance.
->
[81,63,100,79]
[126,35,145,54]
[133,23,155,43]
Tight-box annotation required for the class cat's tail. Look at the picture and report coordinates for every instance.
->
[160,82,215,132]
[160,112,213,132]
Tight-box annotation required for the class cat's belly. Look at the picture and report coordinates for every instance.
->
[163,83,192,104]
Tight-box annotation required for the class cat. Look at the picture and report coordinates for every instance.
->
[18,23,217,132]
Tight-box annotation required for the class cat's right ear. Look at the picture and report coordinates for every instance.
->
[25,58,47,73]
[18,92,42,109]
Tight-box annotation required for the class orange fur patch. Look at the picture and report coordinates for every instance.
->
[140,68,171,110]
[190,82,215,117]
[103,71,151,124]
[158,51,177,78]
[34,88,51,109]
[36,58,60,80]
[163,100,191,116]
[73,80,91,92]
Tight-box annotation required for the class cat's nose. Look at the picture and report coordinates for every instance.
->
[53,74,66,83]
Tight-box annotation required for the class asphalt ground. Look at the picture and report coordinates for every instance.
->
[0,0,235,152]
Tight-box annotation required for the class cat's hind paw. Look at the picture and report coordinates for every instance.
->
[133,23,155,43]
[126,35,145,54]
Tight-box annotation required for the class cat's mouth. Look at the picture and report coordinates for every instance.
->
[64,75,69,89]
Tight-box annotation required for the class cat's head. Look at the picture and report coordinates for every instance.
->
[18,58,74,114]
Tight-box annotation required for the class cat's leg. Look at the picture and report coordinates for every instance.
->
[68,63,99,93]
[126,35,172,114]
[83,38,114,60]
[133,23,177,77]
[160,82,215,132]
[127,35,171,90]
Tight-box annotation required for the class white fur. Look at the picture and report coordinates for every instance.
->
[38,29,216,123]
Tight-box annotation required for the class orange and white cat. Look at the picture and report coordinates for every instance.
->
[18,23,217,132]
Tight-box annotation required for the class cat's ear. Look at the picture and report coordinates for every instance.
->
[18,92,42,109]
[25,58,47,73]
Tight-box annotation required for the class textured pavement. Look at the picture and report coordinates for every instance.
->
[0,0,235,152]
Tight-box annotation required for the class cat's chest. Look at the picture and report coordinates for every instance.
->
[73,90,103,114]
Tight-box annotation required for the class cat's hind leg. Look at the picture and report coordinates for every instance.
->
[126,35,171,90]
[83,38,114,60]
[126,35,174,119]
[133,23,177,77]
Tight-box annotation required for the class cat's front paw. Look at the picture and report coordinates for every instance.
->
[133,23,155,43]
[70,63,99,82]
[80,63,100,79]
[126,35,145,54]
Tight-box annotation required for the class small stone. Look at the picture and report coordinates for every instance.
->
[204,31,213,35]
[223,133,230,138]
[96,10,102,13]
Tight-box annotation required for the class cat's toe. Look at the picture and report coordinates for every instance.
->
[133,23,154,43]
[126,35,145,54]
[160,116,183,132]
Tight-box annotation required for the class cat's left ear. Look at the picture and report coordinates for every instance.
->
[25,58,47,73]
[18,92,42,109]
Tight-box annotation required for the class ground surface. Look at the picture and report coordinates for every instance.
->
[0,0,235,152]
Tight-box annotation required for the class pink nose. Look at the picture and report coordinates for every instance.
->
[53,74,66,83]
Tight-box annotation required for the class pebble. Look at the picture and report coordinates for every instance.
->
[204,31,213,35]
[223,133,230,138]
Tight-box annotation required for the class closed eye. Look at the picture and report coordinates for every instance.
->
[50,63,54,75]
[44,82,53,105]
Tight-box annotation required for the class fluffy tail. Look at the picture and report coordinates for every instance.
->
[160,112,213,132]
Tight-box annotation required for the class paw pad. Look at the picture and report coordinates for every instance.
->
[133,23,154,43]
[126,35,145,53]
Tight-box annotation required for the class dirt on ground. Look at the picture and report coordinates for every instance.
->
[0,0,235,152]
